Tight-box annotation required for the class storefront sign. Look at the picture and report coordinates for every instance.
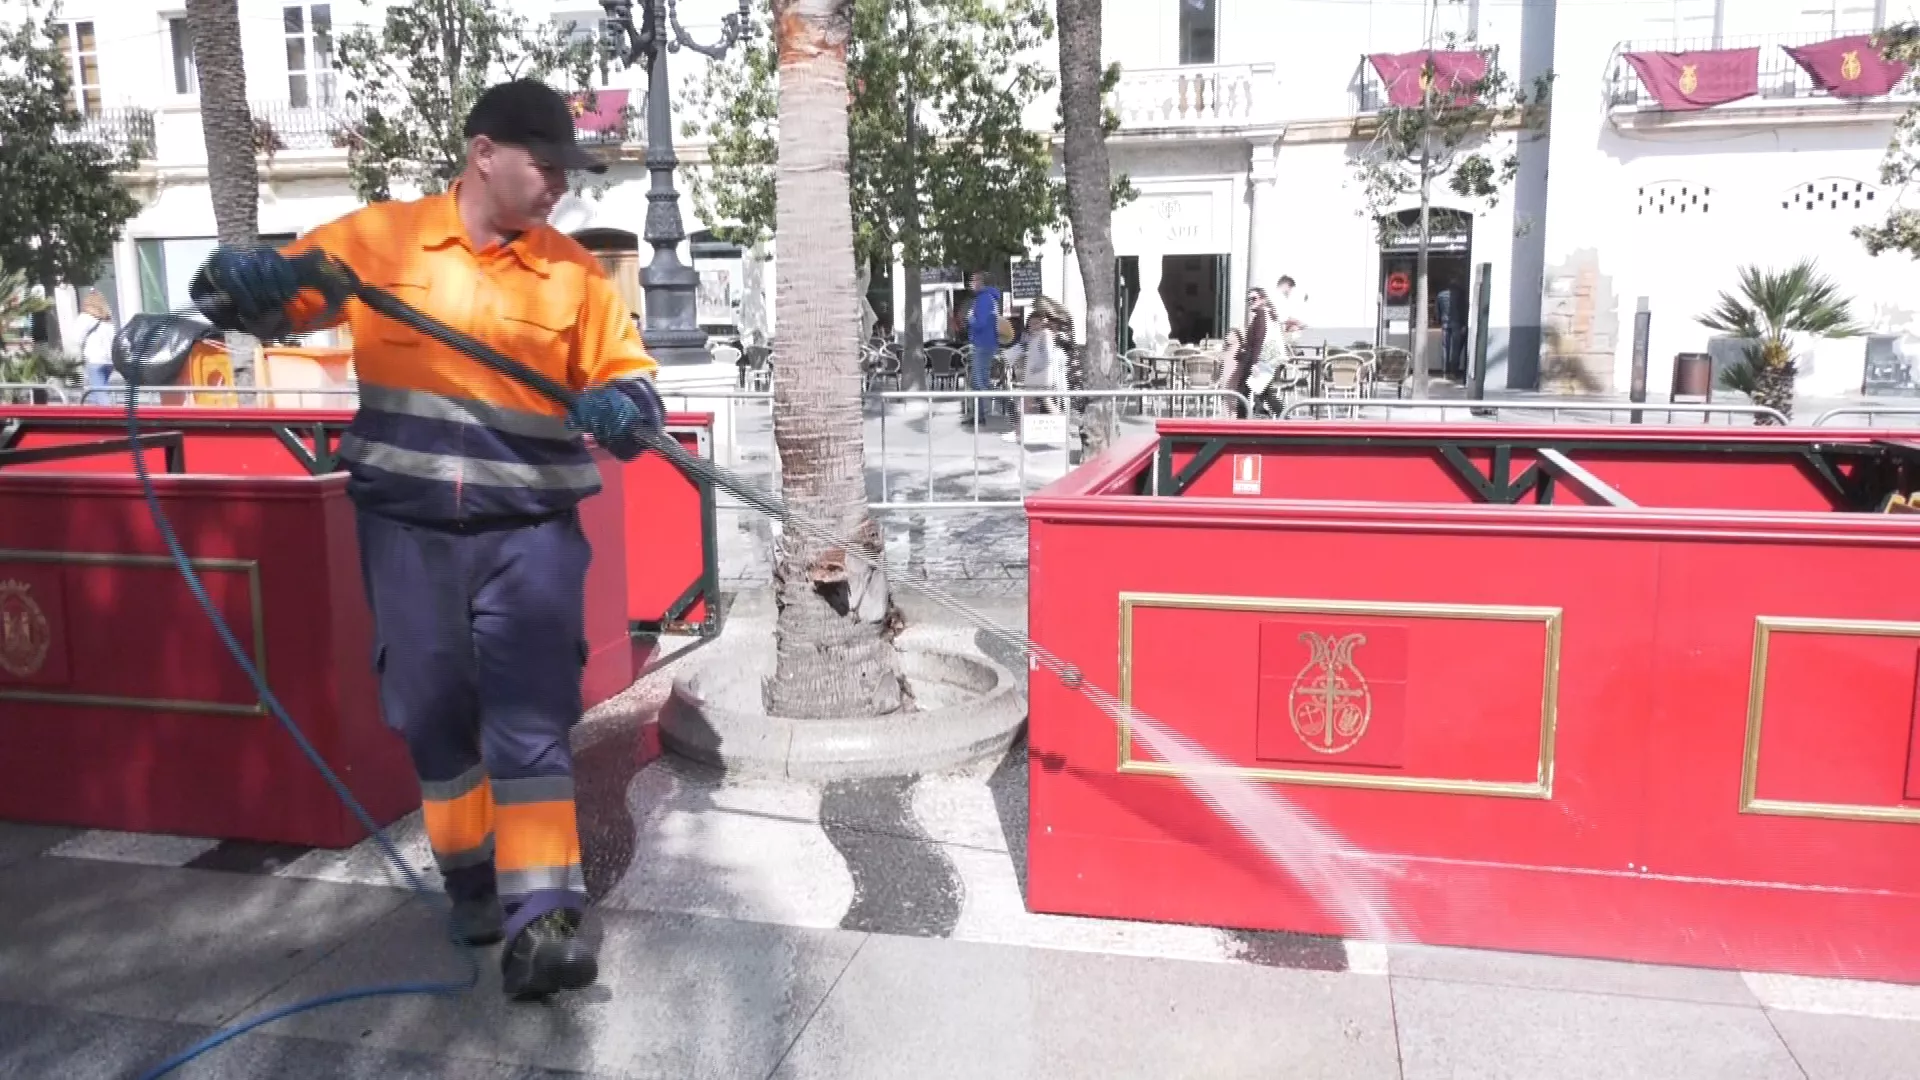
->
[1010,260,1042,299]
[1118,192,1221,254]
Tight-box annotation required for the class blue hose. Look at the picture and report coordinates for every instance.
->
[119,372,479,1080]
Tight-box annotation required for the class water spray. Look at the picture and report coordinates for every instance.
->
[122,251,1406,1076]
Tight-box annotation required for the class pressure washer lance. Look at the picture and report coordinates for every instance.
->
[125,255,1295,1078]
[260,252,1103,698]
[334,266,1411,936]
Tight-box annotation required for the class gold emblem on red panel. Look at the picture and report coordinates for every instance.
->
[1841,50,1864,81]
[1289,632,1372,754]
[0,579,51,678]
[1678,64,1700,94]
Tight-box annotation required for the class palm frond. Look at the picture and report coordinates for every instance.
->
[1696,258,1863,349]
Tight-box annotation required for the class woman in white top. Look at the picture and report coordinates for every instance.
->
[74,290,116,391]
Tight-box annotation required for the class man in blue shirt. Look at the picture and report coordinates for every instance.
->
[967,270,1002,422]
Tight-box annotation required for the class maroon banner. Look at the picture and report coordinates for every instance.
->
[1367,51,1489,108]
[1785,35,1911,98]
[568,88,630,133]
[1623,48,1760,111]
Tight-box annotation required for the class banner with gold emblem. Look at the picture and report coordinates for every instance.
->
[1785,35,1911,99]
[1623,47,1760,111]
[1365,50,1489,109]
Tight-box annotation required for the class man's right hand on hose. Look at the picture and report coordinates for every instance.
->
[191,245,303,335]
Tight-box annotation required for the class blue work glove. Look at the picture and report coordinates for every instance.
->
[567,379,665,461]
[190,245,302,336]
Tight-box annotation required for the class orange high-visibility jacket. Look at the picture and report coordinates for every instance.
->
[282,186,658,525]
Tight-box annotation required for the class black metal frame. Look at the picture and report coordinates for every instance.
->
[0,431,186,473]
[0,414,342,476]
[1152,431,1916,513]
[629,441,723,640]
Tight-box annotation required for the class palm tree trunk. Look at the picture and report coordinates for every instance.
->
[1056,0,1120,453]
[185,0,261,385]
[1756,342,1795,423]
[764,0,906,719]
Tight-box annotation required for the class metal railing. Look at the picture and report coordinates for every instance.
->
[872,389,1251,511]
[0,382,72,403]
[1606,32,1920,109]
[58,106,156,159]
[1811,405,1920,427]
[252,100,351,153]
[1280,398,1791,425]
[77,385,362,405]
[655,387,1250,512]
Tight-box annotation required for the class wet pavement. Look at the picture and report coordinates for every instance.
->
[11,394,1920,1076]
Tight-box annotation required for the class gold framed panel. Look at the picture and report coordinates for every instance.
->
[0,548,269,716]
[1116,593,1563,798]
[1741,615,1920,824]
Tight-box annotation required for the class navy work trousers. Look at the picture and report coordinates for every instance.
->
[356,508,592,941]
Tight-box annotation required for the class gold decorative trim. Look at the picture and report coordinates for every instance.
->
[0,549,268,716]
[1116,593,1562,798]
[1741,615,1920,824]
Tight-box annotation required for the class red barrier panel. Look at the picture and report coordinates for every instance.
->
[0,471,416,846]
[1027,420,1920,982]
[620,419,719,636]
[0,405,715,842]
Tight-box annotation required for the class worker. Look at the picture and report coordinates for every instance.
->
[187,78,663,1000]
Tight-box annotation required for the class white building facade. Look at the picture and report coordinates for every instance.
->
[20,0,737,347]
[21,0,1920,398]
[1543,0,1920,399]
[1042,0,1551,388]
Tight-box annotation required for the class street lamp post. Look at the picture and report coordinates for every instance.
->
[599,0,753,366]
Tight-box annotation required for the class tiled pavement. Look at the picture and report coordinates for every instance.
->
[10,745,1920,1079]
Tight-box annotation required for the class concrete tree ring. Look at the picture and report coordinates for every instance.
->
[659,638,1027,781]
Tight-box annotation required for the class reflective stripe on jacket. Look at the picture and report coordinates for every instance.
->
[280,186,659,525]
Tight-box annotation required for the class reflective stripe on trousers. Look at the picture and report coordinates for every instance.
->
[356,507,592,941]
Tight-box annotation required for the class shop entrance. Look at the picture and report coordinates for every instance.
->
[1116,254,1231,352]
[1377,208,1474,378]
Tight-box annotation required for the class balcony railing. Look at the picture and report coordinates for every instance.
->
[1352,47,1501,114]
[1606,31,1920,109]
[251,99,352,154]
[59,106,156,160]
[1110,63,1277,131]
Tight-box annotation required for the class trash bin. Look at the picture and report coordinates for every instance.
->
[1672,352,1713,403]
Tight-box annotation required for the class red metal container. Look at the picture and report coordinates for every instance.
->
[0,405,714,844]
[1026,419,1920,981]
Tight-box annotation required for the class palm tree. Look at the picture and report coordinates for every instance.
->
[1055,0,1120,452]
[185,0,261,384]
[1697,259,1863,423]
[764,0,907,718]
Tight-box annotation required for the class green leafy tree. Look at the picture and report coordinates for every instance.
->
[1347,34,1550,397]
[1857,26,1920,258]
[0,0,140,315]
[332,0,612,202]
[682,0,1061,284]
[1697,260,1862,423]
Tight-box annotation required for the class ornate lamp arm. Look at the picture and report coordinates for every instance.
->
[600,0,662,70]
[667,0,755,60]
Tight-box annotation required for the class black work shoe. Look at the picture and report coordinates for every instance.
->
[450,894,504,947]
[501,909,597,1000]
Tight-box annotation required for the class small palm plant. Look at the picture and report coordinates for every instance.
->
[1697,260,1863,423]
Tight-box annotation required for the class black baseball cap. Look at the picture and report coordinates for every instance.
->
[463,79,609,174]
